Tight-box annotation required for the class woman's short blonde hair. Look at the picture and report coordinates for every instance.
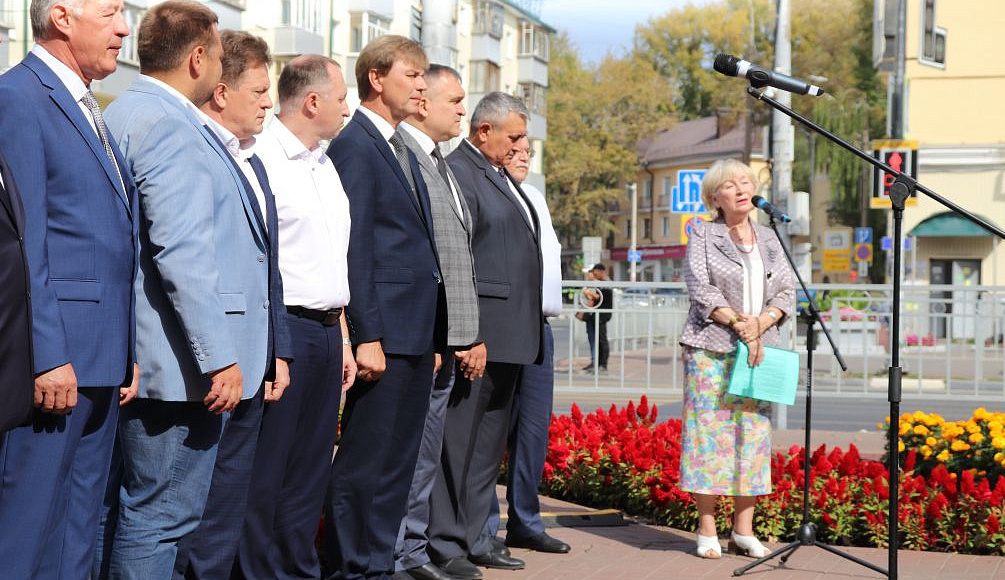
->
[700,158,758,219]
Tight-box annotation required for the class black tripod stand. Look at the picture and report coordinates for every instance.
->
[733,217,886,577]
[733,85,1005,579]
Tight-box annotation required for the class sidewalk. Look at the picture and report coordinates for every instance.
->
[488,492,1005,580]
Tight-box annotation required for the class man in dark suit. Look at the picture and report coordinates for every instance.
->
[0,1,138,579]
[427,92,543,580]
[0,154,32,438]
[394,64,483,580]
[322,35,444,580]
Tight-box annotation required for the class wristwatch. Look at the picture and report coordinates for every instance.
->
[727,316,740,328]
[342,338,352,346]
[766,310,779,321]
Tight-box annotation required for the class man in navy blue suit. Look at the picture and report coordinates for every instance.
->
[322,35,445,580]
[0,1,138,579]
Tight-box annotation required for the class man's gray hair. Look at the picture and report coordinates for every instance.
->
[470,91,529,132]
[31,0,84,40]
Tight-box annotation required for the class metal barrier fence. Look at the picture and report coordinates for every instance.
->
[556,281,1005,402]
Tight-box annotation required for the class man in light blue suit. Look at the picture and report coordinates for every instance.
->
[0,1,138,579]
[100,3,275,579]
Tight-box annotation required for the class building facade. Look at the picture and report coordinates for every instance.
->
[874,0,1005,287]
[0,0,551,189]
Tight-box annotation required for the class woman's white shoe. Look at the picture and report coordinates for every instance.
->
[729,531,769,558]
[695,533,722,559]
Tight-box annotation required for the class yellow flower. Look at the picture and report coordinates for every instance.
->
[926,437,937,447]
[898,440,906,452]
[921,445,932,457]
[900,423,912,436]
[994,452,1004,463]
[992,437,1005,450]
[966,420,981,434]
[975,407,990,421]
[937,450,951,462]
[989,420,1003,432]
[913,425,930,436]
[951,440,971,452]
[970,433,986,445]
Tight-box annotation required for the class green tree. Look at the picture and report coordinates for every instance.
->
[545,34,676,247]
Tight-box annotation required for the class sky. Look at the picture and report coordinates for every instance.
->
[538,0,705,63]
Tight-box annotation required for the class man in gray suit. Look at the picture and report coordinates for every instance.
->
[427,92,543,580]
[393,64,483,580]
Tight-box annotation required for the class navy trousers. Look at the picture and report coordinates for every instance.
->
[482,323,554,544]
[323,350,435,580]
[173,388,264,580]
[394,352,456,571]
[0,386,118,580]
[235,314,344,580]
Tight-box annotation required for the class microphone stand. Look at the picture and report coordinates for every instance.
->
[732,217,885,577]
[737,85,1005,580]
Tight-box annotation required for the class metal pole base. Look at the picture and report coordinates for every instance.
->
[732,522,889,577]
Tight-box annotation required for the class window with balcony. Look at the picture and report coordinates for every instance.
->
[660,176,672,207]
[920,0,946,66]
[410,6,422,42]
[281,0,323,34]
[643,218,652,240]
[641,178,652,208]
[519,21,549,61]
[350,11,390,53]
[469,60,500,93]
[517,82,546,115]
[661,216,669,237]
[118,4,144,65]
[473,0,503,39]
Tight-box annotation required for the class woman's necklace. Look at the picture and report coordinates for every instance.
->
[733,226,757,254]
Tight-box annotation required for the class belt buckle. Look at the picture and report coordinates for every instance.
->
[322,308,341,326]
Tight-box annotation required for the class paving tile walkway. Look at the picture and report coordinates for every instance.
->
[486,492,1005,580]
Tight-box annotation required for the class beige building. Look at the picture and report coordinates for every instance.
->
[0,0,551,189]
[874,0,1005,287]
[606,115,768,282]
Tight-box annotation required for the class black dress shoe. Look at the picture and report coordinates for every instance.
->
[506,531,572,554]
[404,562,465,580]
[468,549,525,570]
[489,535,511,556]
[437,558,483,580]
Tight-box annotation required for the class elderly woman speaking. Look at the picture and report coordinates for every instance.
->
[678,159,795,559]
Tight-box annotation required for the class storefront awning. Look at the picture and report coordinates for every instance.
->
[908,212,999,237]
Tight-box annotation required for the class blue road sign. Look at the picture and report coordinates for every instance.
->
[673,169,707,214]
[881,236,913,251]
[855,227,873,244]
[627,250,642,263]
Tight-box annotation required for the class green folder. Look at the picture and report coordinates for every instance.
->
[727,342,800,405]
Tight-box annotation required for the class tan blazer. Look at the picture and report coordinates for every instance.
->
[679,218,795,353]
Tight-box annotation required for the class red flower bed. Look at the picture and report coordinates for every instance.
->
[540,398,1005,555]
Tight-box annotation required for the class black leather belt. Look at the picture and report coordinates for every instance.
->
[287,305,342,326]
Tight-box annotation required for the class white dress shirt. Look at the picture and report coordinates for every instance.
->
[31,44,98,137]
[399,122,464,217]
[356,105,396,142]
[738,242,765,316]
[255,118,351,309]
[202,119,267,232]
[138,74,209,124]
[521,183,563,317]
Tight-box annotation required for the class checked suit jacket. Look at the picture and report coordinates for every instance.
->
[395,126,479,348]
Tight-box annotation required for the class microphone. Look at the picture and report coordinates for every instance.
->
[751,195,791,223]
[713,53,824,97]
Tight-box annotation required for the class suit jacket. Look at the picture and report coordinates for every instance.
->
[105,77,271,401]
[446,141,543,365]
[0,52,137,388]
[0,155,33,431]
[680,218,795,353]
[395,127,479,348]
[327,110,443,355]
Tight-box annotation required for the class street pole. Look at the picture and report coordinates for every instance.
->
[891,0,907,140]
[629,182,638,282]
[771,0,794,254]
